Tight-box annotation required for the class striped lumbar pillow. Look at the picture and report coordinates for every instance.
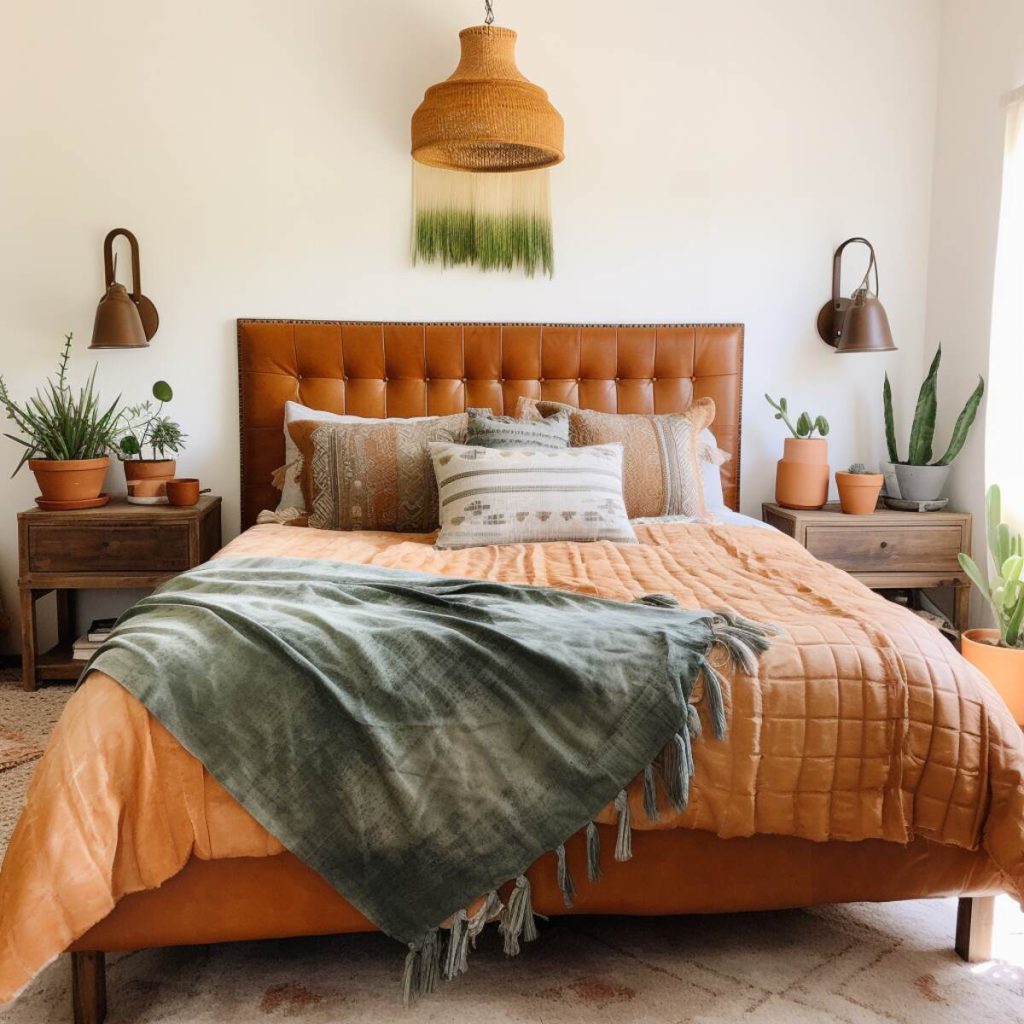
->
[429,441,637,549]
[467,407,569,450]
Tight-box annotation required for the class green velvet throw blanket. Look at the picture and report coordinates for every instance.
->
[86,557,774,998]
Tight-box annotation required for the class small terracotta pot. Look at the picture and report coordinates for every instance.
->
[165,478,200,507]
[775,438,829,510]
[123,459,176,497]
[29,456,109,503]
[835,471,884,515]
[961,628,1024,726]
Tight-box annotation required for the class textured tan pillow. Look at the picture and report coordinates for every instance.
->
[290,414,468,532]
[515,397,716,519]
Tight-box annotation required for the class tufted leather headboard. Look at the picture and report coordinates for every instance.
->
[237,321,744,530]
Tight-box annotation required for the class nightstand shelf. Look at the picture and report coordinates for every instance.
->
[17,496,222,691]
[762,502,972,637]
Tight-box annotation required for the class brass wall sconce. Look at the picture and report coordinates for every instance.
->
[816,237,896,353]
[89,228,159,349]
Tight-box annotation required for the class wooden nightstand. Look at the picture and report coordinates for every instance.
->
[762,502,973,637]
[17,496,222,691]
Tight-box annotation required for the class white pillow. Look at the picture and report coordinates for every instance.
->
[700,428,728,511]
[430,442,638,550]
[276,402,431,513]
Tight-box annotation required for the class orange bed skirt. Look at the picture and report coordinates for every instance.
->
[73,826,1002,953]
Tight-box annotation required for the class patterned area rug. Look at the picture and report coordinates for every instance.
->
[1,670,1022,1023]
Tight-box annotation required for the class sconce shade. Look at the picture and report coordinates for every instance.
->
[89,228,159,349]
[91,282,148,349]
[816,237,897,353]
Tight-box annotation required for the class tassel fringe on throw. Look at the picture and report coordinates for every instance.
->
[412,162,554,278]
[400,607,776,1003]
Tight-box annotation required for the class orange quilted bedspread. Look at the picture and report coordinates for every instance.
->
[2,521,1023,1002]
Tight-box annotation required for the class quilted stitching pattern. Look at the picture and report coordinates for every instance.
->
[220,521,1024,889]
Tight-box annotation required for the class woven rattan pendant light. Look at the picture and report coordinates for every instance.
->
[410,1,564,277]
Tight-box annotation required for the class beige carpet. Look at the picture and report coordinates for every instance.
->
[1,673,1023,1023]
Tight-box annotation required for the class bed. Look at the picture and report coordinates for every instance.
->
[1,320,1022,1024]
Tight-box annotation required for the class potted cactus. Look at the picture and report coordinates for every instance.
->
[836,463,884,515]
[883,345,984,502]
[765,395,830,510]
[958,485,1024,725]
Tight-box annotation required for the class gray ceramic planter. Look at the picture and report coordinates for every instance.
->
[894,463,951,502]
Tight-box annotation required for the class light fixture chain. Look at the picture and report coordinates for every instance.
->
[484,0,494,26]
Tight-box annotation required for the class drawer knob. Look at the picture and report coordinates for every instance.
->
[879,541,889,549]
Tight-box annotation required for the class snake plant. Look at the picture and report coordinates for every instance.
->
[0,333,121,475]
[883,345,984,465]
[764,395,829,439]
[959,485,1024,648]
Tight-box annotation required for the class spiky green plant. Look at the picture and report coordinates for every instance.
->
[115,380,187,460]
[958,485,1024,648]
[0,333,121,475]
[764,395,830,439]
[882,345,984,465]
[847,463,873,474]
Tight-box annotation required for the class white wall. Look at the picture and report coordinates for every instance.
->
[924,0,1024,620]
[0,0,943,648]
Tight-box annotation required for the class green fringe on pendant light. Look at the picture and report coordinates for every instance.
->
[411,162,554,278]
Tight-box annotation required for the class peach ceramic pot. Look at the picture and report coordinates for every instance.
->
[165,478,200,506]
[835,471,884,515]
[123,459,176,497]
[775,438,829,510]
[962,628,1024,727]
[29,456,109,503]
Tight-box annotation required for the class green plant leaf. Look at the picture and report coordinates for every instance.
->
[959,553,990,597]
[883,373,899,463]
[152,380,173,402]
[796,412,812,437]
[815,415,830,437]
[908,345,941,465]
[933,376,984,465]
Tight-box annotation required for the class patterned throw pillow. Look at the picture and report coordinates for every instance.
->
[515,397,717,519]
[467,407,570,450]
[429,442,637,550]
[274,402,433,513]
[295,414,468,532]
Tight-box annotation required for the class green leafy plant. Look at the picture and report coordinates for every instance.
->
[115,380,188,460]
[883,345,984,466]
[0,333,121,475]
[959,485,1024,648]
[764,395,830,439]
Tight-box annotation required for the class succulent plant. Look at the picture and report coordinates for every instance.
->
[765,395,830,439]
[958,485,1024,648]
[883,345,984,466]
[847,463,873,474]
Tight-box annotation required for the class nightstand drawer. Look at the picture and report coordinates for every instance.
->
[804,525,964,573]
[27,524,191,573]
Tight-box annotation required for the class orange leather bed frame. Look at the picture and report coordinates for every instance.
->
[66,322,997,1022]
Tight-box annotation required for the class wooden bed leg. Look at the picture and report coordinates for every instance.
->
[955,896,995,962]
[71,952,107,1024]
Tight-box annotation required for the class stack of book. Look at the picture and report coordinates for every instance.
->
[72,618,117,661]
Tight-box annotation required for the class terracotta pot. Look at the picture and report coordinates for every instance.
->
[29,457,109,503]
[962,628,1024,726]
[166,477,200,507]
[775,438,829,510]
[835,471,884,515]
[123,459,176,498]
